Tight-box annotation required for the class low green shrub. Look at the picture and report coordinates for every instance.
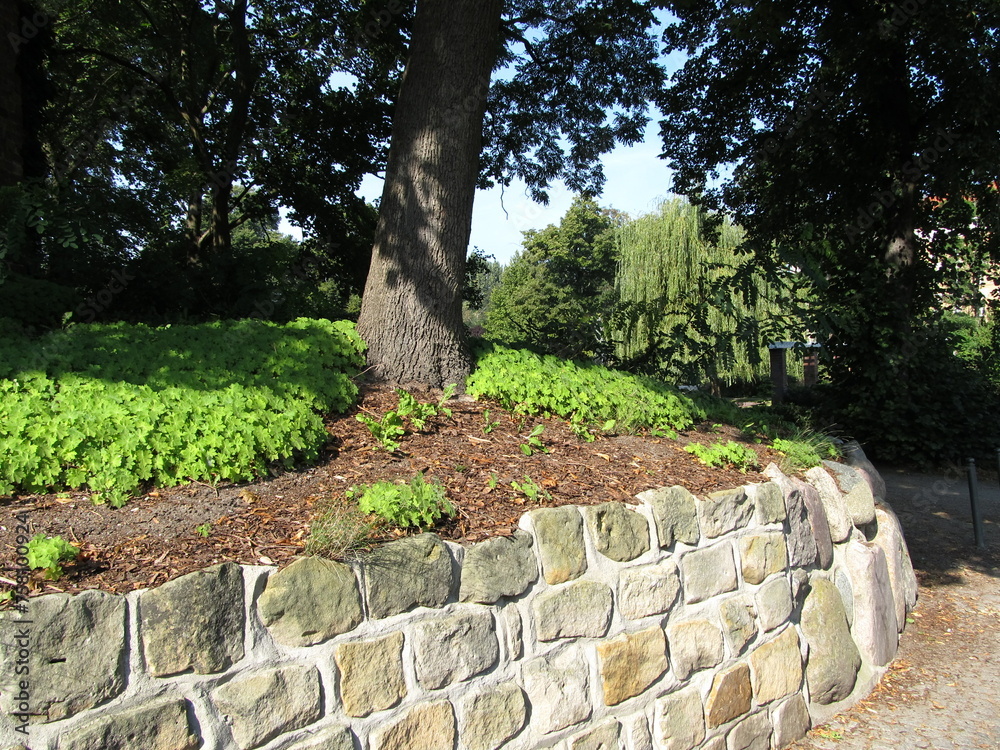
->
[467,342,704,434]
[348,474,454,530]
[0,318,365,506]
[26,534,80,580]
[684,441,760,472]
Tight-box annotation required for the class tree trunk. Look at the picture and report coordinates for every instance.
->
[0,0,24,187]
[356,0,503,387]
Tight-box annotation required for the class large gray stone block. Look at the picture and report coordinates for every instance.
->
[754,576,793,632]
[0,590,125,722]
[370,700,455,750]
[618,559,680,619]
[653,685,705,750]
[822,460,876,525]
[797,478,833,569]
[725,711,771,750]
[840,441,886,502]
[719,595,758,656]
[140,562,245,677]
[666,618,725,680]
[257,556,363,647]
[283,725,355,750]
[523,647,592,734]
[569,719,621,749]
[412,609,498,689]
[845,539,899,666]
[57,696,198,750]
[459,682,527,750]
[528,506,588,584]
[362,533,453,618]
[800,577,861,704]
[533,580,613,641]
[698,487,753,538]
[771,694,812,748]
[804,467,853,543]
[584,502,651,561]
[681,541,737,603]
[211,664,322,749]
[738,532,788,585]
[459,530,537,603]
[752,481,786,524]
[872,505,918,628]
[748,626,802,704]
[637,485,700,547]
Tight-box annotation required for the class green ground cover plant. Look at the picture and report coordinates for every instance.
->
[357,385,457,451]
[467,342,705,434]
[684,441,760,472]
[25,534,80,580]
[347,474,454,530]
[0,318,365,506]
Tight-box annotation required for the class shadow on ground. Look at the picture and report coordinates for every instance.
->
[878,463,1000,590]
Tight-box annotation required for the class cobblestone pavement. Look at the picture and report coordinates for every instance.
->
[788,465,1000,750]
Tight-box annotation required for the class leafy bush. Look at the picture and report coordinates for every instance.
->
[349,474,454,530]
[820,318,1000,465]
[26,534,80,580]
[684,441,760,472]
[0,318,365,506]
[357,385,456,451]
[467,342,704,434]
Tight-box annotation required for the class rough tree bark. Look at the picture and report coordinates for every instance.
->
[356,0,503,387]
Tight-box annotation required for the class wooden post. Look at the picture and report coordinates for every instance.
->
[768,343,790,404]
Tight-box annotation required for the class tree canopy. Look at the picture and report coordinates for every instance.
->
[486,195,620,359]
[655,0,1000,460]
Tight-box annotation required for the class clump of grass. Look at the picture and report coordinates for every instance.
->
[306,500,381,561]
[772,428,841,473]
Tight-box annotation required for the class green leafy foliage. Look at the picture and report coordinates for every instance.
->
[195,523,212,538]
[26,534,80,580]
[356,411,406,452]
[486,196,621,361]
[349,474,454,530]
[0,318,365,505]
[519,425,547,456]
[358,386,457,451]
[511,475,551,502]
[684,441,760,473]
[467,342,704,435]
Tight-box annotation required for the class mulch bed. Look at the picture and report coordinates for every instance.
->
[0,383,783,598]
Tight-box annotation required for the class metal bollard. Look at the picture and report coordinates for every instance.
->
[967,458,987,550]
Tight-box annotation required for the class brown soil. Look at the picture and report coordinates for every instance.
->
[0,383,782,597]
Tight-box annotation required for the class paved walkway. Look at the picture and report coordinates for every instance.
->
[788,465,1000,750]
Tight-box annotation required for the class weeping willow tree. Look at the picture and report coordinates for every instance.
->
[613,197,805,390]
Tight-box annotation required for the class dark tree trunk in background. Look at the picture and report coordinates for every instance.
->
[0,0,24,187]
[356,0,503,387]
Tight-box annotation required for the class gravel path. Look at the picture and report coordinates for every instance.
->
[789,464,1000,750]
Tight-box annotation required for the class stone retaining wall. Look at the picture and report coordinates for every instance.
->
[0,444,917,750]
